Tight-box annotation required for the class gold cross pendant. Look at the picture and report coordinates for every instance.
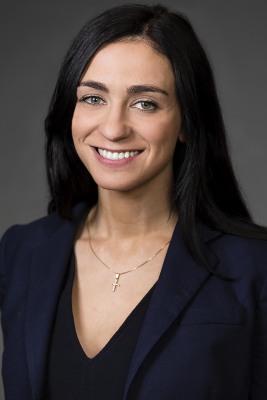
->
[112,273,121,292]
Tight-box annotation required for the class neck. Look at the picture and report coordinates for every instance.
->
[89,181,178,240]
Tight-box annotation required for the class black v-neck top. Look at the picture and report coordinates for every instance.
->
[45,254,155,399]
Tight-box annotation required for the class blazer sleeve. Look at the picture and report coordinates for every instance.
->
[249,265,267,399]
[0,229,8,306]
[0,226,17,306]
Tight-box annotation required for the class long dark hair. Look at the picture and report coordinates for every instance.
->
[45,4,267,271]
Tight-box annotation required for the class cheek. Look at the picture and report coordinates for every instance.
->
[142,118,180,148]
[72,108,99,144]
[71,112,81,140]
[71,112,89,143]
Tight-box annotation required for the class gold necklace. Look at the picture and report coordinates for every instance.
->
[87,221,170,292]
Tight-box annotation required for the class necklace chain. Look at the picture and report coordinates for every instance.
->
[87,221,170,292]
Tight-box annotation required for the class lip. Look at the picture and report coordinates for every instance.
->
[92,146,143,167]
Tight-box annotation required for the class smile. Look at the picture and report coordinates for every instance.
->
[97,148,141,160]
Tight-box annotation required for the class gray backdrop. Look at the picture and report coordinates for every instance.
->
[0,0,266,397]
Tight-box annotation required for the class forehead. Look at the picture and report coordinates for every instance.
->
[82,40,175,89]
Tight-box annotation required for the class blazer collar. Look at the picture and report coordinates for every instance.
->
[25,203,89,399]
[123,221,221,399]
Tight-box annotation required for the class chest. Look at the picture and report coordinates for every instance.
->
[46,256,154,399]
[71,252,161,358]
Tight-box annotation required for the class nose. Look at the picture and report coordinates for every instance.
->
[99,104,131,142]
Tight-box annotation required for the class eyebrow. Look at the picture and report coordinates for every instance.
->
[78,80,169,96]
[127,85,169,96]
[79,80,109,92]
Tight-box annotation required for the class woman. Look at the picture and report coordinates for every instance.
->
[1,4,267,399]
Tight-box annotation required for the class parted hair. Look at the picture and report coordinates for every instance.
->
[45,4,267,272]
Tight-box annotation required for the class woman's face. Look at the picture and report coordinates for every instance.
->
[72,39,184,194]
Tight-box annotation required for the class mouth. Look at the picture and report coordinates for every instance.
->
[97,148,142,160]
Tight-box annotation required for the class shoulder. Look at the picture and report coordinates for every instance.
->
[209,230,267,265]
[0,202,89,303]
[1,213,65,254]
[0,202,89,272]
[0,213,64,292]
[205,229,267,292]
[198,222,267,263]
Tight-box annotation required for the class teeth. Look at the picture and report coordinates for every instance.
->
[98,148,140,160]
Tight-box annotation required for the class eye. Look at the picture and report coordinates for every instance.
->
[133,101,158,112]
[79,95,105,105]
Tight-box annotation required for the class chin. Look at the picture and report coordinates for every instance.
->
[98,182,136,193]
[94,176,143,193]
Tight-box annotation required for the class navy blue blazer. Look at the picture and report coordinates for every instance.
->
[1,202,267,399]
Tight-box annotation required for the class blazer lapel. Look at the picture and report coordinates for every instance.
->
[24,203,88,399]
[123,222,221,399]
